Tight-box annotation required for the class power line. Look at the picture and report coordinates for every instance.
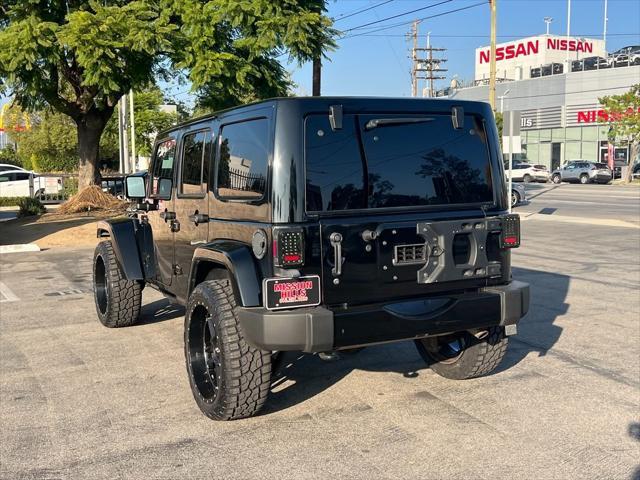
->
[341,32,640,38]
[341,2,487,39]
[342,0,453,33]
[333,0,395,23]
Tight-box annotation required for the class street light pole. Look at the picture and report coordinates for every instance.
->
[499,89,510,113]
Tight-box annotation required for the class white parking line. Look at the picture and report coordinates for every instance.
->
[0,281,19,303]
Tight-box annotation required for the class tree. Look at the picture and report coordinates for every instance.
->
[0,1,336,188]
[599,84,640,183]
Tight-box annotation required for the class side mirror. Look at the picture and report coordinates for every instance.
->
[125,175,146,199]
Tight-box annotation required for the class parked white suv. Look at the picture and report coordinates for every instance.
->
[608,45,640,67]
[506,162,549,183]
[0,169,62,197]
[0,164,27,173]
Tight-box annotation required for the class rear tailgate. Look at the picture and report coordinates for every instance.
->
[303,108,508,307]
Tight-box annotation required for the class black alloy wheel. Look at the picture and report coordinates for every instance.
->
[186,304,221,403]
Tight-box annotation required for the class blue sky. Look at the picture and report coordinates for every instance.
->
[283,0,640,97]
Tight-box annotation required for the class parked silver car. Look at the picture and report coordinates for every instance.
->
[551,161,612,185]
[511,182,527,207]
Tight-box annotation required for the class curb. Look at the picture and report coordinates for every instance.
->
[0,244,41,254]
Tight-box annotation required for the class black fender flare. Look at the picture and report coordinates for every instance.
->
[96,218,155,280]
[189,241,261,307]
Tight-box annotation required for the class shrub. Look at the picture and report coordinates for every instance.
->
[0,196,27,207]
[17,197,46,217]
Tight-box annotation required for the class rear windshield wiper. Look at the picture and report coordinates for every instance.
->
[364,117,433,131]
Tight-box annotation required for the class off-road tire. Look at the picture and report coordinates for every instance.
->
[185,279,271,421]
[579,174,589,184]
[415,327,508,380]
[93,240,141,328]
[552,174,562,184]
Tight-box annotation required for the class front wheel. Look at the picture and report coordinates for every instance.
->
[93,240,142,328]
[184,279,272,420]
[552,174,562,184]
[523,174,532,183]
[511,190,520,207]
[579,174,589,184]
[415,327,508,380]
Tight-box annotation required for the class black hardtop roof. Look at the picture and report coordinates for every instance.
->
[157,96,491,137]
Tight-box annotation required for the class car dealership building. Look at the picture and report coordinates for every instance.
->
[447,34,640,171]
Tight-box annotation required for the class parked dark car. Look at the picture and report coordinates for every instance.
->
[92,97,529,421]
[100,176,125,198]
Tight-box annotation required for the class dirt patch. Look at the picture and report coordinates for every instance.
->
[0,211,124,249]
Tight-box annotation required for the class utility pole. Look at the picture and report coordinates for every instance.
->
[119,95,129,174]
[489,0,497,111]
[603,0,608,47]
[312,57,321,96]
[129,89,136,172]
[410,20,419,97]
[417,32,447,97]
[566,0,571,67]
[544,17,553,35]
[117,97,124,174]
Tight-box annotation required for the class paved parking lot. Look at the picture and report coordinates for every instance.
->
[1,184,639,479]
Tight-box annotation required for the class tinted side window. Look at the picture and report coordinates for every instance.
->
[217,119,269,199]
[305,114,365,211]
[15,172,30,181]
[180,130,209,196]
[151,138,177,199]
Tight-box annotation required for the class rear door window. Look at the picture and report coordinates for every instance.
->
[217,118,269,200]
[305,113,494,212]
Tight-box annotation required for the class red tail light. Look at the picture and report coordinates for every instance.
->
[274,228,305,267]
[500,214,521,248]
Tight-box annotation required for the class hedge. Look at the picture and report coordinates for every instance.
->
[0,197,28,207]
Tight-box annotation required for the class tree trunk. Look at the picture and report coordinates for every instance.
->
[312,57,321,97]
[76,112,109,189]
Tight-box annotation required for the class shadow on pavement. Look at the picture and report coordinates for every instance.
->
[138,298,185,325]
[630,423,640,480]
[265,266,569,414]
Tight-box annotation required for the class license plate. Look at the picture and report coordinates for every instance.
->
[263,275,321,311]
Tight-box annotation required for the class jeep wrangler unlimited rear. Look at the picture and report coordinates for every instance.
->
[93,97,529,420]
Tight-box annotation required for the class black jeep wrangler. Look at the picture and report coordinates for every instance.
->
[93,97,529,420]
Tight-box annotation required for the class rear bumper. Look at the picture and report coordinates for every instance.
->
[237,280,530,353]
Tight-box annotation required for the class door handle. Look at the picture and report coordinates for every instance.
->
[330,232,343,277]
[188,212,209,225]
[159,210,176,222]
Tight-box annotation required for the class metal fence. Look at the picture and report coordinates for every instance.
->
[227,167,266,194]
[28,173,78,204]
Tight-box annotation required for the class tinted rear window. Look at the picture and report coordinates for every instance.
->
[305,113,494,212]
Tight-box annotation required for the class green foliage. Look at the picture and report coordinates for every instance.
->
[17,196,46,217]
[0,196,27,207]
[9,110,79,172]
[599,84,640,143]
[599,84,640,181]
[494,111,503,140]
[0,145,21,167]
[60,176,79,198]
[0,1,336,186]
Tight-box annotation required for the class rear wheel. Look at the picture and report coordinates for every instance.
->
[415,327,508,379]
[579,174,589,184]
[552,174,562,184]
[93,240,141,328]
[184,279,272,420]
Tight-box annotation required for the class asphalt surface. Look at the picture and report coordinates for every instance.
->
[1,185,639,479]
